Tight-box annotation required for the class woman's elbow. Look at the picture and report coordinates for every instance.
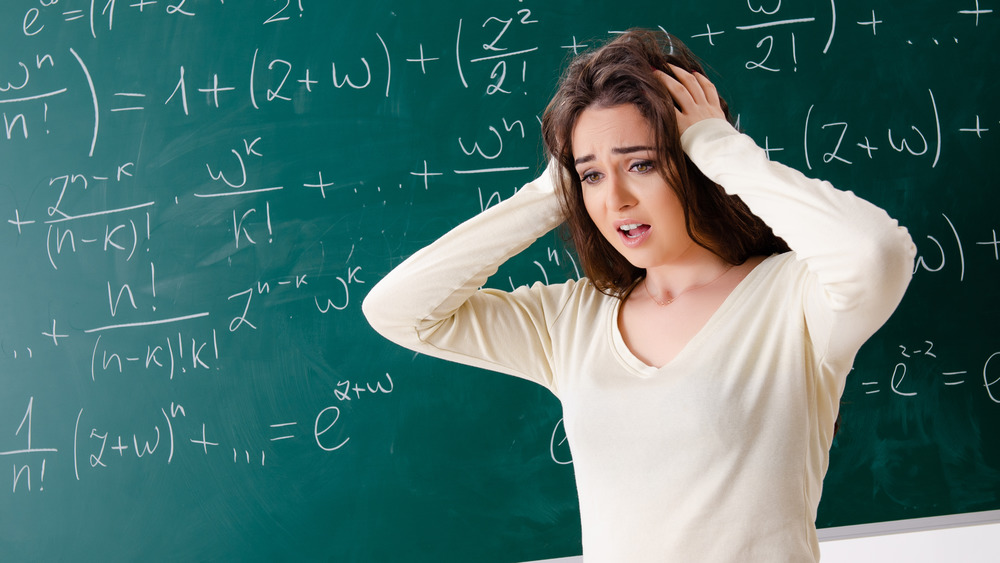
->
[361,281,398,340]
[882,226,916,285]
[862,225,917,309]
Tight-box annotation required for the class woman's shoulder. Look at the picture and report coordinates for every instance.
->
[511,276,608,302]
[760,251,796,270]
[739,252,812,296]
[501,276,616,321]
[757,251,807,276]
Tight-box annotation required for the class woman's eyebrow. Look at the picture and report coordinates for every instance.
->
[574,146,655,166]
[613,145,655,154]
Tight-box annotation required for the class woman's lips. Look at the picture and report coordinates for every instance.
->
[618,223,651,247]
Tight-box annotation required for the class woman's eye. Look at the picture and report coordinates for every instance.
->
[631,160,654,173]
[580,171,601,184]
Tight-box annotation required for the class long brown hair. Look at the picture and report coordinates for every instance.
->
[541,29,788,297]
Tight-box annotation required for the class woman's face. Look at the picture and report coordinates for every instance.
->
[572,103,696,269]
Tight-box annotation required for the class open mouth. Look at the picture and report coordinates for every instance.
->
[619,223,651,239]
[617,223,651,247]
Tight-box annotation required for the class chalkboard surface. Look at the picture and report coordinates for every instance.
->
[1,1,997,561]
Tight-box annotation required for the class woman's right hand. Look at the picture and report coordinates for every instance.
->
[655,64,726,135]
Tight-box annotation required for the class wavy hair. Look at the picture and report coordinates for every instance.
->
[541,29,788,298]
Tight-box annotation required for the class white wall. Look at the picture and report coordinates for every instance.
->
[526,514,1000,563]
[820,522,1000,563]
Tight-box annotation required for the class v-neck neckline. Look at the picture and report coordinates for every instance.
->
[609,254,781,377]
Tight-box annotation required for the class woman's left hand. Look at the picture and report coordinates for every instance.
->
[655,64,726,135]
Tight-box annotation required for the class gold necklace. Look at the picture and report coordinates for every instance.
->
[643,264,734,306]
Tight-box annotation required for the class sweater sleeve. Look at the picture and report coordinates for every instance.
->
[681,118,916,373]
[361,162,569,390]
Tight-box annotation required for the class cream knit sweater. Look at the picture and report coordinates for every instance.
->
[363,118,916,562]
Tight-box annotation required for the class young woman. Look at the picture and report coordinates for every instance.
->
[363,30,915,562]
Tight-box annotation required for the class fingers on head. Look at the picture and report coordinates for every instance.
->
[654,67,686,94]
[667,63,698,82]
[665,63,718,99]
[694,73,720,102]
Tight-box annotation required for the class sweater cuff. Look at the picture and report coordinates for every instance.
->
[680,118,741,155]
[516,157,566,225]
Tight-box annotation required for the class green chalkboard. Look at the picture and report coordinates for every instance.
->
[1,1,997,561]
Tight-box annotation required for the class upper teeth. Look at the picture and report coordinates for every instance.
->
[620,223,642,231]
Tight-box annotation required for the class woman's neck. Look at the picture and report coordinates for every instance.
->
[640,245,733,304]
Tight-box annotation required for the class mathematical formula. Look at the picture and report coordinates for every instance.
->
[3,369,393,493]
[1,0,996,540]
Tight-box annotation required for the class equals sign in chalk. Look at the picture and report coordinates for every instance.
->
[269,422,297,441]
[111,92,146,112]
[942,371,967,386]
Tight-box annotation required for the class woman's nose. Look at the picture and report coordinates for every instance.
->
[607,173,637,211]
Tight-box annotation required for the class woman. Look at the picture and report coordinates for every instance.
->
[363,30,915,562]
